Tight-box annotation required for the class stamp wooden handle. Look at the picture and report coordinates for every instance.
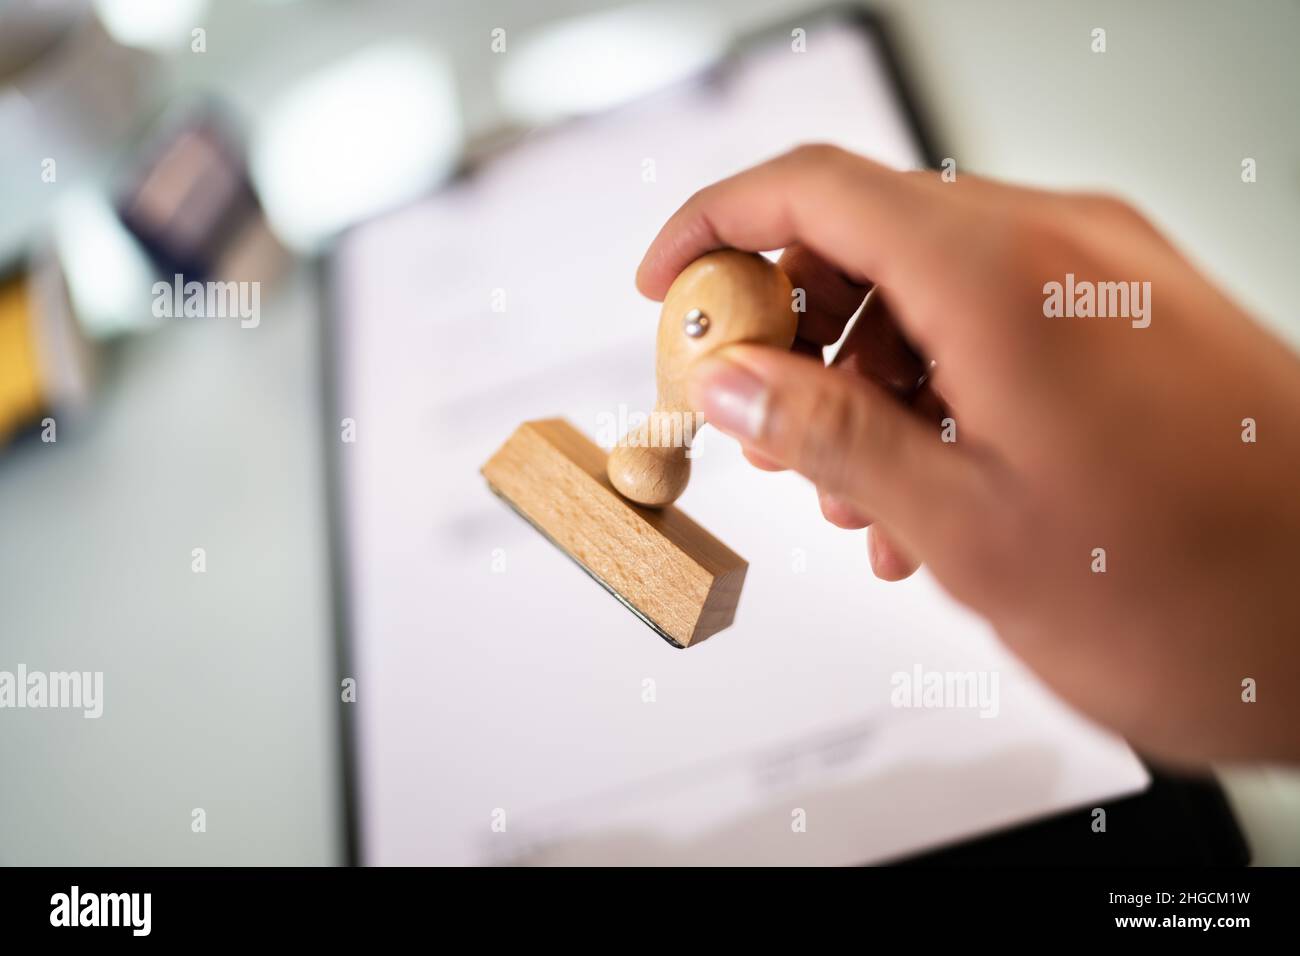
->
[608,250,796,506]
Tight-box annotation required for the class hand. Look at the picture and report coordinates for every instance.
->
[637,144,1300,765]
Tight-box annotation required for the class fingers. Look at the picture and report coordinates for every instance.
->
[820,489,921,580]
[650,147,973,569]
[776,271,937,582]
[818,490,870,529]
[869,526,921,581]
[820,289,929,580]
[778,244,870,347]
[756,294,938,583]
[689,343,982,562]
[636,146,942,321]
[831,290,927,398]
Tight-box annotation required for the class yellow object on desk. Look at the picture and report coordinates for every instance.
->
[0,274,45,444]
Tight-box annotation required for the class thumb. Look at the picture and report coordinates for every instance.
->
[687,344,979,561]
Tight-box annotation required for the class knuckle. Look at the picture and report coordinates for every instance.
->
[787,142,846,168]
[1069,191,1158,236]
[998,209,1081,275]
[968,209,1063,292]
[1072,190,1132,218]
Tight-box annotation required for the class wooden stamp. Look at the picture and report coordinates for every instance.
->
[482,251,795,647]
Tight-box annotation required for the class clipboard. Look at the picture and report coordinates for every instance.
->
[318,5,1244,867]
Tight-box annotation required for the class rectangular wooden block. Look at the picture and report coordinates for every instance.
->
[481,418,747,648]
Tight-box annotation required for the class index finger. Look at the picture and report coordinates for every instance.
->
[635,145,941,304]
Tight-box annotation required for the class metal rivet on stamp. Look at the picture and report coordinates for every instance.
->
[683,309,709,338]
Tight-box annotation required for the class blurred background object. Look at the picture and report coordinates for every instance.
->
[249,41,462,251]
[118,107,263,281]
[92,0,211,52]
[0,1,155,265]
[1,0,1299,865]
[0,252,92,445]
[495,2,727,123]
